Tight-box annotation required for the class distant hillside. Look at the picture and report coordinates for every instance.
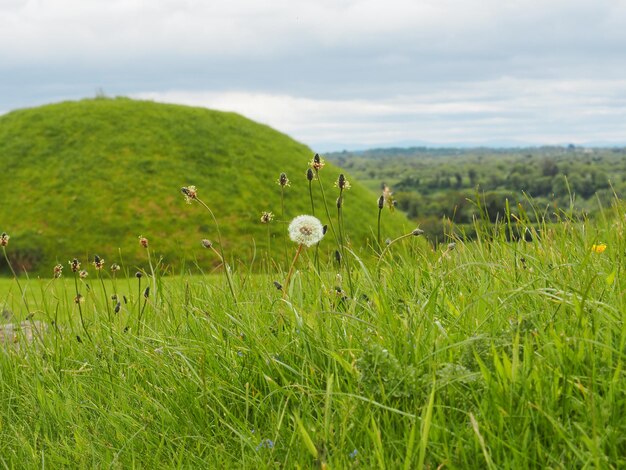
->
[0,97,408,275]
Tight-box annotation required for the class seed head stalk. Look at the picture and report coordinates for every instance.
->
[377,195,384,252]
[72,270,93,344]
[376,228,425,274]
[336,185,354,296]
[306,169,323,273]
[193,196,238,304]
[137,282,150,334]
[138,237,157,304]
[146,247,157,303]
[110,264,121,309]
[266,224,275,274]
[307,169,316,216]
[313,164,339,250]
[95,264,118,353]
[280,185,288,266]
[97,269,112,323]
[276,173,291,267]
[1,245,30,316]
[260,212,274,273]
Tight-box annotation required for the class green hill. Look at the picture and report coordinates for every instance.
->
[0,97,408,275]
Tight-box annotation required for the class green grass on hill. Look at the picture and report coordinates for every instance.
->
[0,97,408,276]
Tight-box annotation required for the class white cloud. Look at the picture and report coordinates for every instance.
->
[2,0,626,148]
[133,77,626,149]
[2,0,626,63]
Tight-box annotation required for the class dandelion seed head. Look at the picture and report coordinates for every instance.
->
[0,233,9,247]
[288,215,324,247]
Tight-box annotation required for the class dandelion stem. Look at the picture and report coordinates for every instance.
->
[283,243,304,298]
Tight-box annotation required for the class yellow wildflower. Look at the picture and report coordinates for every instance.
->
[591,243,607,254]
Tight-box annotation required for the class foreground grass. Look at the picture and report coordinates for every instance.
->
[0,212,625,468]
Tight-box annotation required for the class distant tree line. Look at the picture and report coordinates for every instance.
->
[328,146,626,241]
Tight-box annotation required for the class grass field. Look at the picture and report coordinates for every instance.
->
[0,193,624,468]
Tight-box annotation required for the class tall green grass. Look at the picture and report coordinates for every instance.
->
[0,194,624,468]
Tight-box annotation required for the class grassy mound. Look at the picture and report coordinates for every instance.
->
[0,97,408,275]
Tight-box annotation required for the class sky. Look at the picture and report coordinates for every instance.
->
[2,0,626,151]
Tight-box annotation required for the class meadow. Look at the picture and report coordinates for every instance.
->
[0,182,625,468]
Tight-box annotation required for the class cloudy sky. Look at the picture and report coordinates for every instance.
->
[2,0,626,150]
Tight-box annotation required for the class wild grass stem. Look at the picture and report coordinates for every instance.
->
[72,270,93,344]
[336,182,354,296]
[2,245,30,316]
[188,192,238,304]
